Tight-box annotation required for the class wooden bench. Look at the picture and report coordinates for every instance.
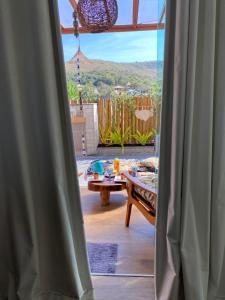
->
[124,172,157,226]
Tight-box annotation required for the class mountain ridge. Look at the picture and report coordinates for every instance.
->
[65,51,162,97]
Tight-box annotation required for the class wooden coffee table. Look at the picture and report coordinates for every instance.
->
[88,180,127,206]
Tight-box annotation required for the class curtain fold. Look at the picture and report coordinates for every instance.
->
[0,0,93,299]
[156,0,225,299]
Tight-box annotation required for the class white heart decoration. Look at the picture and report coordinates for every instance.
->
[135,109,153,122]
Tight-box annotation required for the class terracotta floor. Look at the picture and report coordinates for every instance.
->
[80,187,156,275]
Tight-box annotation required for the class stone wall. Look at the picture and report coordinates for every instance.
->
[70,104,99,155]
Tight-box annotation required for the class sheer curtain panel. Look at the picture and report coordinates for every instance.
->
[0,0,93,299]
[156,0,225,299]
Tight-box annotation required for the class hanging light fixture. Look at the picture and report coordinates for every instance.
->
[77,0,118,33]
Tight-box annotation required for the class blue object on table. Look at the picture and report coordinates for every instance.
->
[92,160,104,175]
[107,168,113,181]
[131,166,138,177]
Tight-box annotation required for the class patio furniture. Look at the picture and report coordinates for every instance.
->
[124,172,157,226]
[88,180,127,206]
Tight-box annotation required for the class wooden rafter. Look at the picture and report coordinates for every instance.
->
[133,0,139,27]
[61,23,164,34]
[69,0,77,10]
[61,0,165,34]
[159,2,166,24]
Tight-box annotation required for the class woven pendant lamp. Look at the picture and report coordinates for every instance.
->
[77,0,118,33]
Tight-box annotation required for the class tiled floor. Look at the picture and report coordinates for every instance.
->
[79,154,156,299]
[81,188,155,275]
[92,276,155,300]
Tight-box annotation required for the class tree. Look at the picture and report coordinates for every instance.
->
[81,83,98,102]
[150,80,163,133]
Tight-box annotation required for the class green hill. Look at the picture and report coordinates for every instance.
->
[65,50,163,99]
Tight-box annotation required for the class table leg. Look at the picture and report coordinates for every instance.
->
[100,190,110,206]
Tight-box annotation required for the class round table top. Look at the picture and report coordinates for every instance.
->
[88,180,127,192]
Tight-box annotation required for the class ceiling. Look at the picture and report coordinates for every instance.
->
[58,0,165,34]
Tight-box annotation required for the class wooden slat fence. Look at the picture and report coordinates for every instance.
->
[98,96,157,144]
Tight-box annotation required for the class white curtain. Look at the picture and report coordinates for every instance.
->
[156,0,225,299]
[0,0,93,299]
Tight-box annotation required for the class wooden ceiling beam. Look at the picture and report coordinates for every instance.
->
[69,0,77,10]
[133,0,139,27]
[61,23,164,34]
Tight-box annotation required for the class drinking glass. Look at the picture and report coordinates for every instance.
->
[107,169,113,181]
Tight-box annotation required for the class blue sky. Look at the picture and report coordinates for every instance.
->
[61,31,163,63]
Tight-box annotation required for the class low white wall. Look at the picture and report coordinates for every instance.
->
[70,104,99,155]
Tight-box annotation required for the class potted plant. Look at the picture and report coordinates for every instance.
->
[99,127,111,145]
[111,127,130,154]
[133,130,156,146]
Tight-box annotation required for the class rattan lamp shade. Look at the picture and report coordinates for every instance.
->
[77,0,118,33]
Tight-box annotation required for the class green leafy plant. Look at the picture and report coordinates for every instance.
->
[81,83,98,102]
[111,94,136,112]
[99,127,112,145]
[133,130,156,146]
[150,80,162,133]
[67,80,79,102]
[111,127,130,154]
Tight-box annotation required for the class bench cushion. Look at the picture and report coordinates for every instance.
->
[133,174,158,210]
[139,157,159,170]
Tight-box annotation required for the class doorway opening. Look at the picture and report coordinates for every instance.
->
[58,0,166,290]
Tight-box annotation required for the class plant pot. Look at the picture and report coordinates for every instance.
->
[98,143,155,148]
